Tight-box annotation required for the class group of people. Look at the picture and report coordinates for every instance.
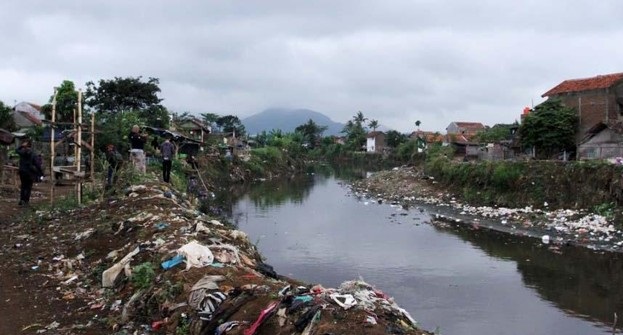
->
[17,124,200,206]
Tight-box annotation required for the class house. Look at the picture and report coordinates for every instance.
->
[366,131,385,153]
[444,122,485,158]
[445,121,485,138]
[577,121,623,160]
[174,117,211,143]
[542,72,623,143]
[409,130,445,152]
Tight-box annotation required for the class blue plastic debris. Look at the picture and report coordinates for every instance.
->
[154,222,170,230]
[161,254,184,270]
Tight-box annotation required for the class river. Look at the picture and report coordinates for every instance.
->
[227,169,622,334]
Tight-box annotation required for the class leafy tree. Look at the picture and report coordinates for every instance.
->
[85,76,163,115]
[0,100,16,131]
[216,115,246,136]
[385,130,407,148]
[368,119,379,132]
[518,99,578,158]
[474,123,516,143]
[41,80,80,123]
[341,111,368,150]
[295,119,328,148]
[201,112,220,128]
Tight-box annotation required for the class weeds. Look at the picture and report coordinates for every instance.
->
[131,262,156,290]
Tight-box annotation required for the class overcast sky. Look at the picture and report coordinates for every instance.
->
[1,1,622,132]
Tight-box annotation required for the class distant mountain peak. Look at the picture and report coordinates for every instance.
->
[242,108,345,136]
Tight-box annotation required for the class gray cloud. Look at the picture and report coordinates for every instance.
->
[1,0,623,132]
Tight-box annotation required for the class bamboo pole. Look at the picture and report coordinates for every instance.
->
[90,112,95,181]
[77,90,82,205]
[49,88,58,205]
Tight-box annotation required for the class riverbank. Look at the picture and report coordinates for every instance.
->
[351,165,623,253]
[0,174,430,335]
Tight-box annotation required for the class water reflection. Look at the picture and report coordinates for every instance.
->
[227,170,618,333]
[434,223,623,326]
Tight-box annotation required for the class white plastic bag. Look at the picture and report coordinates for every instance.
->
[178,240,214,269]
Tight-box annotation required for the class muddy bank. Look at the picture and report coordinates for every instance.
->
[351,166,623,253]
[0,176,430,335]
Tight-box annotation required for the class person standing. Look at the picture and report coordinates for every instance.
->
[128,125,147,173]
[105,144,123,189]
[16,139,43,206]
[159,135,175,183]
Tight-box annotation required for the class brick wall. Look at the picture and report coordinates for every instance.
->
[554,88,621,143]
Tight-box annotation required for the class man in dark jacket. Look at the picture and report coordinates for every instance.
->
[159,135,175,183]
[16,139,43,206]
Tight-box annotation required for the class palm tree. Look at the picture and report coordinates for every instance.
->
[354,111,367,125]
[415,120,421,130]
[368,119,379,132]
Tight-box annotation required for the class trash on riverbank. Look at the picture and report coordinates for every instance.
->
[351,166,623,253]
[2,180,431,334]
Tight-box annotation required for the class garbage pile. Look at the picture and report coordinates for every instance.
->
[8,181,429,334]
[352,166,623,252]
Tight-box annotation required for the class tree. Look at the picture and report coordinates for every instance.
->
[341,111,369,150]
[0,100,16,131]
[415,120,421,130]
[474,123,515,143]
[368,119,379,132]
[518,99,578,158]
[354,111,367,124]
[201,112,220,128]
[41,80,80,123]
[385,130,407,148]
[216,115,246,136]
[85,76,163,115]
[295,119,328,149]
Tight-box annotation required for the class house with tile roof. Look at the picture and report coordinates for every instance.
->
[445,122,485,158]
[542,72,623,145]
[366,131,385,153]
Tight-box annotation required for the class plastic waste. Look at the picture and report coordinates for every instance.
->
[177,240,214,269]
[102,247,140,288]
[542,235,550,244]
[243,301,280,335]
[161,254,185,270]
[330,293,357,310]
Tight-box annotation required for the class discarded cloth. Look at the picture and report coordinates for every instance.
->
[102,247,140,288]
[177,240,214,269]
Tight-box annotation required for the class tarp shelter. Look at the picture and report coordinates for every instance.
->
[144,126,202,156]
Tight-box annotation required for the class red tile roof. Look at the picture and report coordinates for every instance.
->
[542,72,623,97]
[410,130,444,143]
[453,122,485,130]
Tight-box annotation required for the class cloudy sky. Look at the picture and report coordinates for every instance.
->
[1,1,622,132]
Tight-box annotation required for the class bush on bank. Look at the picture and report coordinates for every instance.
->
[423,156,623,211]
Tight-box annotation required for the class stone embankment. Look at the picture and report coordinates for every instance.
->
[351,166,623,253]
[0,178,430,335]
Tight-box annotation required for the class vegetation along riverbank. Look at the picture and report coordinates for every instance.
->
[351,156,623,253]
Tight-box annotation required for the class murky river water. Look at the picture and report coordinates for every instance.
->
[227,171,623,334]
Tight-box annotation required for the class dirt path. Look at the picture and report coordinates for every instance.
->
[0,182,82,334]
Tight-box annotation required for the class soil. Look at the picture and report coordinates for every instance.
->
[0,177,430,335]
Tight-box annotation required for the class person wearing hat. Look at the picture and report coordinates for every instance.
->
[15,139,43,206]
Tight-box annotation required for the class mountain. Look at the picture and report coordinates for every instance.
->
[242,108,346,136]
